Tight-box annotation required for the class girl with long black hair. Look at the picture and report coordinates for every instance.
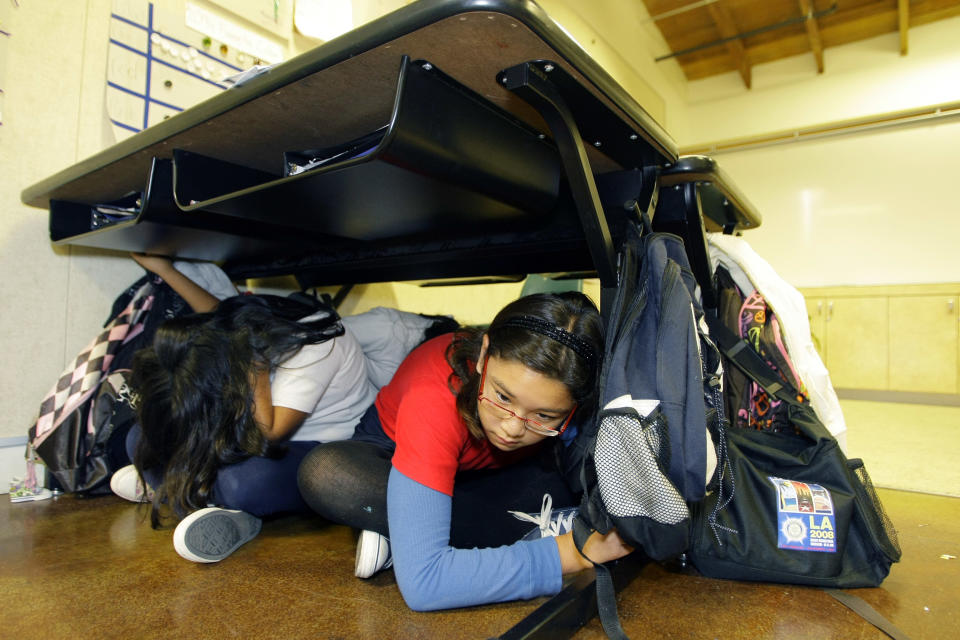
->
[117,254,376,563]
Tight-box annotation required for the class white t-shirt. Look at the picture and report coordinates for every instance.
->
[171,261,377,442]
[341,306,439,390]
[270,327,377,443]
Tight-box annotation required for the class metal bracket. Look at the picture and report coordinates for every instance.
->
[499,61,618,288]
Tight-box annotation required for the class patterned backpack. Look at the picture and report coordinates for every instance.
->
[715,265,806,434]
[25,275,189,495]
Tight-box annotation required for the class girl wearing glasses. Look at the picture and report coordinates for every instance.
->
[297,292,632,611]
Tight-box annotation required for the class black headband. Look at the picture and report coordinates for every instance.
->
[500,315,597,366]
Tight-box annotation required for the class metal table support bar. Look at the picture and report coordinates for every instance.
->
[497,60,671,639]
[499,61,619,289]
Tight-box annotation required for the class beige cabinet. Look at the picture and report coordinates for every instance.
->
[800,285,960,395]
[825,296,889,390]
[888,295,958,394]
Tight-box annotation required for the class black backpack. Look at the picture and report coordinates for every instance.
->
[573,220,726,638]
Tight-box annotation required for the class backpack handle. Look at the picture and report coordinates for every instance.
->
[628,200,654,236]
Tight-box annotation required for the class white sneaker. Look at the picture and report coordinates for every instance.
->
[355,529,393,578]
[509,493,579,541]
[109,464,154,503]
[173,507,262,563]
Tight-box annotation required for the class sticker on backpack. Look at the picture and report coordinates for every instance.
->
[769,477,837,553]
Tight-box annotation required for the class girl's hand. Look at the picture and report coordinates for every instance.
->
[131,252,175,276]
[583,528,633,566]
[130,252,219,313]
[557,528,634,574]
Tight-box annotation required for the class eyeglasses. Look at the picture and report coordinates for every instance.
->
[477,356,576,437]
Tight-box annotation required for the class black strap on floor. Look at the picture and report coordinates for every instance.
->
[823,589,910,640]
[594,563,628,640]
[572,517,629,640]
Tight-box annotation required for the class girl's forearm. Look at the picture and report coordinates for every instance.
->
[153,264,220,313]
[131,253,220,313]
[251,369,308,441]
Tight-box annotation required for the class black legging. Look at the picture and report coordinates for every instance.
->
[296,440,578,548]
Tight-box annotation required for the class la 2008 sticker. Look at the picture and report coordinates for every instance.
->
[769,477,837,553]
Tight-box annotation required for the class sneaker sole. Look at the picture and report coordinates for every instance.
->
[110,466,151,503]
[173,507,262,563]
[355,530,391,578]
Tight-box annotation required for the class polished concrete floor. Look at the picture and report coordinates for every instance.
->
[1,483,957,639]
[841,399,960,497]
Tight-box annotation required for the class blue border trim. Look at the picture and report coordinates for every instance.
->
[110,119,142,133]
[108,2,231,133]
[109,38,145,57]
[110,12,146,31]
[150,97,185,112]
[107,80,144,99]
[107,81,184,113]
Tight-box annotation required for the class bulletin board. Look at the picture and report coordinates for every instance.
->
[106,0,290,142]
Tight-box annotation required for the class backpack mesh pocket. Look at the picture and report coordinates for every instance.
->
[595,408,688,525]
[850,459,902,561]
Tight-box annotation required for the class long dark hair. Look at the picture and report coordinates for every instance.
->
[447,292,603,440]
[130,295,343,527]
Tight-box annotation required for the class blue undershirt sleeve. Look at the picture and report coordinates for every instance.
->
[387,466,563,612]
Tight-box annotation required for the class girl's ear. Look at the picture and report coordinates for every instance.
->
[475,334,490,375]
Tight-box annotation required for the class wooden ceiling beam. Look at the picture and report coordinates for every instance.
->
[899,0,910,55]
[900,1,960,28]
[913,0,960,20]
[648,0,960,82]
[706,1,752,88]
[682,34,809,80]
[798,0,825,73]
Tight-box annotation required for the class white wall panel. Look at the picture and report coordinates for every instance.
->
[717,118,960,287]
[0,1,87,443]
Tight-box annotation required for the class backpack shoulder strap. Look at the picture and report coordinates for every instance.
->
[572,516,630,640]
[707,313,803,408]
[823,589,911,640]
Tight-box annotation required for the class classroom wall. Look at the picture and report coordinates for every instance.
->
[535,0,678,132]
[0,1,142,471]
[545,3,960,288]
[543,0,693,140]
[678,16,960,287]
[698,118,960,287]
[549,1,960,288]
